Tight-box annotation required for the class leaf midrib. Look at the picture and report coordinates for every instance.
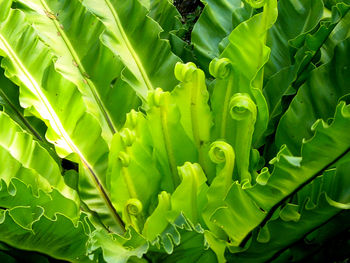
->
[266,211,347,263]
[0,32,125,233]
[0,88,43,142]
[240,144,350,247]
[39,0,117,134]
[104,0,154,93]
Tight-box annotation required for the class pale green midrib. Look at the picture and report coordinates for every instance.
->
[39,0,116,134]
[160,104,179,190]
[0,88,44,141]
[190,74,205,168]
[122,147,138,199]
[189,164,199,223]
[104,0,154,93]
[190,75,200,147]
[0,33,125,233]
[220,76,233,138]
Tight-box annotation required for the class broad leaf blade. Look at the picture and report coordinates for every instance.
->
[192,0,253,72]
[276,37,350,155]
[227,162,350,262]
[0,7,124,233]
[15,0,141,139]
[210,102,350,246]
[0,179,89,262]
[82,0,181,100]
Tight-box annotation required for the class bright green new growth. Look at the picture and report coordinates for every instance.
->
[0,0,349,262]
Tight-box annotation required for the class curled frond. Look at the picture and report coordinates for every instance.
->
[229,93,257,121]
[148,88,165,107]
[118,152,130,167]
[245,0,267,9]
[119,128,136,147]
[125,198,143,216]
[125,110,139,129]
[174,62,198,83]
[209,58,232,79]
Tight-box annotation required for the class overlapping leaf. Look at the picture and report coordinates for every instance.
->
[227,162,350,262]
[0,179,90,262]
[264,3,350,148]
[0,108,88,261]
[0,6,123,233]
[14,0,140,140]
[0,65,47,142]
[192,0,253,72]
[82,0,181,100]
[210,0,277,149]
[265,0,324,79]
[208,101,350,256]
[140,0,194,62]
[276,36,350,155]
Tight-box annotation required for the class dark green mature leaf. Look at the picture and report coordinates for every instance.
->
[148,231,216,263]
[273,211,350,262]
[82,0,181,101]
[192,0,253,72]
[140,0,196,64]
[0,242,53,263]
[263,3,350,148]
[209,101,350,253]
[276,37,350,155]
[265,0,324,79]
[139,0,182,34]
[0,178,89,262]
[227,162,350,262]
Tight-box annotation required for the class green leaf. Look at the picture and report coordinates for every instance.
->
[0,242,52,263]
[140,0,196,62]
[0,111,73,198]
[142,191,171,242]
[273,210,350,262]
[212,0,277,147]
[82,0,181,101]
[0,65,47,142]
[227,162,350,262]
[14,0,141,139]
[0,179,89,262]
[140,0,181,35]
[173,62,212,173]
[265,0,324,78]
[107,110,162,231]
[192,0,253,72]
[89,228,148,263]
[143,163,208,254]
[170,162,208,225]
[146,88,197,191]
[202,141,235,239]
[0,7,124,233]
[148,231,216,263]
[209,101,350,247]
[276,37,350,155]
[263,3,350,146]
